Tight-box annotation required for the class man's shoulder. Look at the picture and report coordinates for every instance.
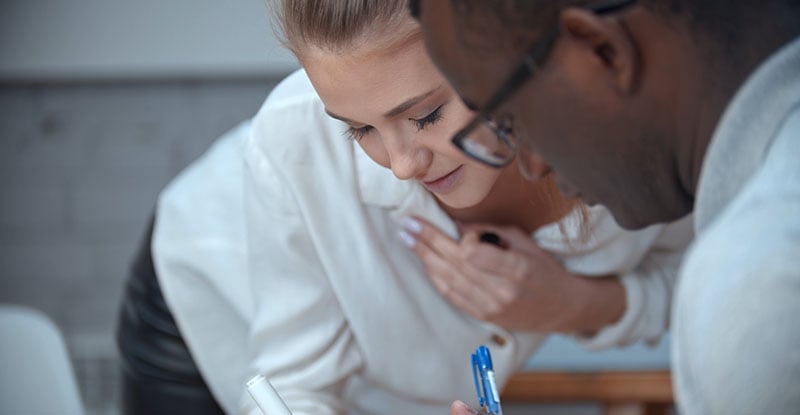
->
[686,179,800,285]
[692,106,800,264]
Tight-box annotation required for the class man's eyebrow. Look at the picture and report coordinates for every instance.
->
[383,85,442,118]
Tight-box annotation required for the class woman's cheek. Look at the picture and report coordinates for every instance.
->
[357,139,391,169]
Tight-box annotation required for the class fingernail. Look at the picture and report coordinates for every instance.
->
[397,230,416,248]
[401,217,422,234]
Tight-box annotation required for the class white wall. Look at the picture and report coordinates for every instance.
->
[0,0,299,81]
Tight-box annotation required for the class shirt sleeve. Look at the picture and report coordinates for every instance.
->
[238,131,364,415]
[575,214,694,350]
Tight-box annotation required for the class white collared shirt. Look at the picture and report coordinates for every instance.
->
[154,69,692,415]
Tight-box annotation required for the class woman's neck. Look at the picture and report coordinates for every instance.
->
[439,161,575,234]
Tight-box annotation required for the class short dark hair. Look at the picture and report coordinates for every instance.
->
[448,0,798,52]
[437,0,799,75]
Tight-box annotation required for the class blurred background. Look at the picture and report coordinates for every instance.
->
[0,1,669,414]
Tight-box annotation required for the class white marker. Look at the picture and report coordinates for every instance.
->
[246,374,292,415]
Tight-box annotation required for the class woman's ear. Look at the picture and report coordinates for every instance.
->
[558,7,639,94]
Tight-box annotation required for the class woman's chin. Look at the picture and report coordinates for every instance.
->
[433,193,481,211]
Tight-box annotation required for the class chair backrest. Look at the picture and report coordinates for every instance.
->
[0,305,85,415]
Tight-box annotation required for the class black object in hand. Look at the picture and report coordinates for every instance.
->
[479,232,502,247]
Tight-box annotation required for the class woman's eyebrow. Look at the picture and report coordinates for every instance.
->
[324,84,445,124]
[383,84,443,118]
[325,110,356,124]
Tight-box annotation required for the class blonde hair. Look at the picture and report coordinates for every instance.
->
[274,0,416,57]
[541,175,592,245]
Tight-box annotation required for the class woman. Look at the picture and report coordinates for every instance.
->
[138,1,692,414]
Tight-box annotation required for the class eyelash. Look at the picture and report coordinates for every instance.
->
[413,105,444,131]
[344,104,445,141]
[345,125,373,141]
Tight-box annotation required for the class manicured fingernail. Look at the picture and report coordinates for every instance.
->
[401,217,422,234]
[398,230,416,247]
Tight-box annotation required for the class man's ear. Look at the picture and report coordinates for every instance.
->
[558,7,638,94]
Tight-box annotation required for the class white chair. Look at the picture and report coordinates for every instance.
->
[0,304,85,415]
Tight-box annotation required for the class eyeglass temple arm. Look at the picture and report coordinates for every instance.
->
[473,0,638,121]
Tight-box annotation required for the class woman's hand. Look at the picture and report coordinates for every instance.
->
[449,400,478,415]
[399,216,624,333]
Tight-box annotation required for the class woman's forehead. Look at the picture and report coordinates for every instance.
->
[303,41,447,120]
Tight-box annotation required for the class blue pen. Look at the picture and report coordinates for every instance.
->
[471,345,503,415]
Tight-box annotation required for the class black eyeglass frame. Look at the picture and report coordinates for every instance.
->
[451,0,638,168]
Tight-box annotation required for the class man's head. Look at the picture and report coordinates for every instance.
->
[412,0,799,229]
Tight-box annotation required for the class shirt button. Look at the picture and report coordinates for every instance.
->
[491,333,507,346]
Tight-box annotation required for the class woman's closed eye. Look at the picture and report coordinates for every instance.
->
[344,103,445,141]
[345,125,373,141]
[411,104,444,131]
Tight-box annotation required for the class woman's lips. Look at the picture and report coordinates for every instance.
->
[422,165,464,194]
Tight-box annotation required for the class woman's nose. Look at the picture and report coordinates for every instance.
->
[386,140,432,181]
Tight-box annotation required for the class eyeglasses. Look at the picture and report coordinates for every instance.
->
[451,0,638,168]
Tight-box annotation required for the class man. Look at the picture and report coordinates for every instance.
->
[410,0,800,414]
